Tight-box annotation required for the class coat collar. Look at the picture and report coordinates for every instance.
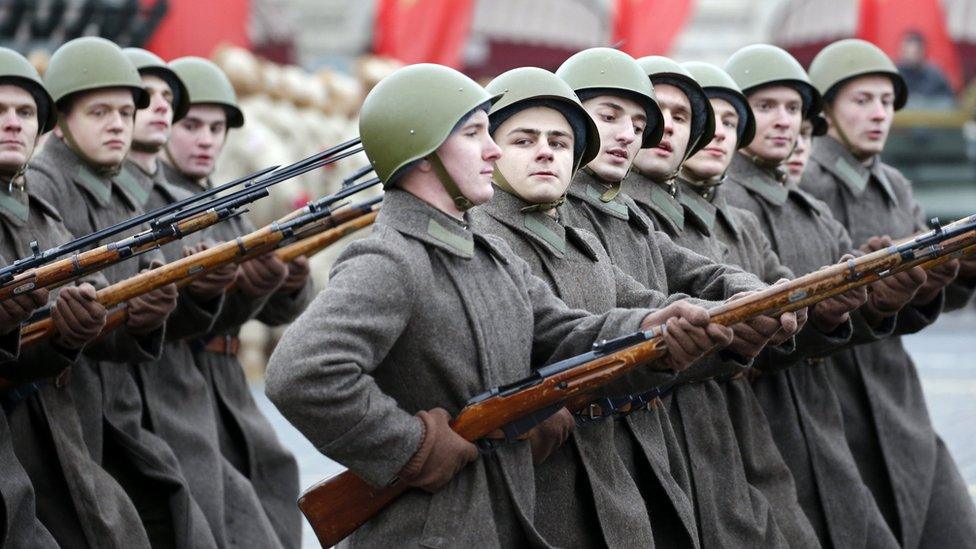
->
[622,172,684,233]
[46,137,142,210]
[568,170,652,233]
[728,154,789,206]
[811,135,899,206]
[123,159,185,207]
[708,186,742,240]
[0,175,65,228]
[482,189,569,257]
[378,189,481,259]
[677,181,716,235]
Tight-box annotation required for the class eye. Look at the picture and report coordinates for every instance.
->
[551,139,569,149]
[724,120,736,129]
[17,107,34,118]
[601,114,615,122]
[633,124,645,135]
[121,107,135,117]
[787,104,800,114]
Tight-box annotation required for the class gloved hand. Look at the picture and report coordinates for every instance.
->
[0,287,47,334]
[956,254,976,278]
[811,254,869,332]
[398,407,479,493]
[126,262,179,336]
[51,283,107,349]
[184,243,237,301]
[640,301,733,372]
[527,407,575,464]
[912,258,959,306]
[236,253,287,298]
[279,255,311,294]
[859,237,927,324]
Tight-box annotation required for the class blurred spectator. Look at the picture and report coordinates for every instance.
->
[897,30,957,109]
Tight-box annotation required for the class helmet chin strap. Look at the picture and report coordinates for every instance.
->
[428,152,474,212]
[57,119,123,178]
[823,105,869,161]
[582,165,626,202]
[492,166,565,213]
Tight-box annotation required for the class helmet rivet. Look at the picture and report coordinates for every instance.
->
[409,129,415,135]
[458,88,463,92]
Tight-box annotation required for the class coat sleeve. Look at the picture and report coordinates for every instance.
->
[264,235,421,487]
[652,231,766,301]
[256,277,314,327]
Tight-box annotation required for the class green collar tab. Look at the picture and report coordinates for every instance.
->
[0,184,29,225]
[523,210,566,255]
[679,189,716,234]
[426,217,475,256]
[585,184,629,217]
[649,182,685,231]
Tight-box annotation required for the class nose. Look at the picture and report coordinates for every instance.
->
[483,135,502,162]
[106,109,126,133]
[617,123,637,146]
[535,140,555,162]
[661,110,674,137]
[773,105,792,129]
[869,98,888,121]
[0,109,22,133]
[153,97,171,116]
[197,128,214,149]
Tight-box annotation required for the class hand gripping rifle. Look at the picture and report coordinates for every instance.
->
[297,213,976,548]
[0,138,363,301]
[18,180,382,349]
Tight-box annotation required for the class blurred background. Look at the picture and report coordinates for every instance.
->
[3,2,973,545]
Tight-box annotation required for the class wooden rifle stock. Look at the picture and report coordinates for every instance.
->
[298,214,976,547]
[19,204,381,349]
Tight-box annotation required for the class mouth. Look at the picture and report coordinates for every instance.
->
[149,120,169,130]
[480,167,495,175]
[786,160,804,169]
[531,170,556,178]
[104,140,125,148]
[606,147,629,162]
[703,146,725,158]
[768,136,791,146]
[192,155,213,163]
[866,130,884,140]
[0,139,24,147]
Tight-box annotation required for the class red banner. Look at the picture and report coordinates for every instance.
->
[145,0,250,60]
[857,0,962,90]
[373,0,475,69]
[612,0,693,57]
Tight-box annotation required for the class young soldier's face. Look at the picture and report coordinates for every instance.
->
[632,83,690,178]
[133,75,174,149]
[786,119,814,183]
[167,104,227,180]
[684,97,738,180]
[493,106,575,204]
[59,88,135,166]
[827,74,894,159]
[0,85,39,170]
[581,94,646,182]
[744,85,802,164]
[435,109,501,207]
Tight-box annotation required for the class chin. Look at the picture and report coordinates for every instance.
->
[591,162,627,183]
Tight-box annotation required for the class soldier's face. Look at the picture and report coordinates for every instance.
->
[434,109,501,207]
[684,98,738,180]
[786,120,815,183]
[57,88,135,166]
[581,94,646,182]
[133,75,174,149]
[493,106,575,205]
[633,84,691,179]
[0,85,39,170]
[167,105,227,180]
[827,75,894,159]
[743,85,801,164]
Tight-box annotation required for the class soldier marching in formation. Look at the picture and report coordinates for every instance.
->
[0,29,972,549]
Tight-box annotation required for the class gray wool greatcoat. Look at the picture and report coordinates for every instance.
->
[126,160,284,548]
[265,188,656,549]
[803,135,976,548]
[562,170,769,549]
[164,162,307,549]
[28,137,219,549]
[624,171,816,549]
[724,152,900,549]
[470,189,682,549]
[0,180,154,549]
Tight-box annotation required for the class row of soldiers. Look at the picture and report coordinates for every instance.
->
[265,41,976,548]
[0,38,316,547]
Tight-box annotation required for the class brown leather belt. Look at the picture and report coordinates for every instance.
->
[202,335,240,356]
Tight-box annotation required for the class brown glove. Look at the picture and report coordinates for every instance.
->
[859,237,926,325]
[279,255,311,294]
[0,288,48,334]
[640,301,733,371]
[811,254,869,332]
[397,408,479,493]
[527,407,574,464]
[51,283,107,349]
[957,254,976,278]
[126,262,179,336]
[912,258,959,306]
[184,243,237,301]
[236,253,287,298]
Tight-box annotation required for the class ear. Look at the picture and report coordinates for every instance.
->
[416,157,433,173]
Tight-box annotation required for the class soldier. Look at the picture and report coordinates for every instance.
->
[27,37,217,548]
[804,39,976,547]
[163,56,311,548]
[619,56,820,548]
[554,47,798,547]
[722,43,923,548]
[0,46,150,548]
[264,62,730,547]
[469,66,737,548]
[122,48,277,548]
[784,116,826,185]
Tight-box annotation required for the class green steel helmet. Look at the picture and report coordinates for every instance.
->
[169,56,244,128]
[724,44,822,118]
[122,47,190,122]
[808,38,908,111]
[555,47,664,148]
[683,61,755,149]
[359,63,495,190]
[486,67,600,173]
[637,56,714,157]
[0,47,56,134]
[44,37,149,110]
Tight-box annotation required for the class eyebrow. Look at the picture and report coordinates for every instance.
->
[506,127,573,139]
